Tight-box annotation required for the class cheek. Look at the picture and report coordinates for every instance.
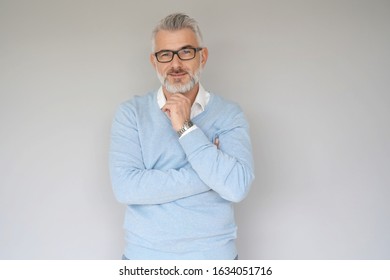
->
[156,65,167,76]
[188,63,201,75]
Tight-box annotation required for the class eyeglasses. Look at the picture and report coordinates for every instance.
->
[154,47,203,63]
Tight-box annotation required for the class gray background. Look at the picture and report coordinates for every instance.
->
[1,0,389,259]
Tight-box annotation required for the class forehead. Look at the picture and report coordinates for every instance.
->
[154,28,199,51]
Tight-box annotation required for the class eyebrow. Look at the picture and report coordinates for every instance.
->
[156,45,196,53]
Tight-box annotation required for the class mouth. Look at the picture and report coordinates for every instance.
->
[168,72,188,78]
[167,67,189,77]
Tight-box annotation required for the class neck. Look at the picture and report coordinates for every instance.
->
[163,83,199,105]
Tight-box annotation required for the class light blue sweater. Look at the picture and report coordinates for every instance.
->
[109,90,254,259]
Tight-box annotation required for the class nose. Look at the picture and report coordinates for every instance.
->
[170,53,183,67]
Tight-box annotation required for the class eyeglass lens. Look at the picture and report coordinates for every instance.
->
[156,48,198,62]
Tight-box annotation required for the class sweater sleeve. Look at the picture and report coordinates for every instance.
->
[109,103,210,205]
[179,110,255,203]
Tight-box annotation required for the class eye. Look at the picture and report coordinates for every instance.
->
[180,48,192,55]
[159,51,171,57]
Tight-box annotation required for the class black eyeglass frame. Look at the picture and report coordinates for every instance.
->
[154,47,203,63]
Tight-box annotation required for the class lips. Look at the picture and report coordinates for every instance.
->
[168,71,188,77]
[167,67,188,77]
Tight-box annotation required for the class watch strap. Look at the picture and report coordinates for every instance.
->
[177,120,194,137]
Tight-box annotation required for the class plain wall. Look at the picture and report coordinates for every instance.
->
[1,0,389,259]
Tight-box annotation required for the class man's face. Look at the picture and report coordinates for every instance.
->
[151,28,208,94]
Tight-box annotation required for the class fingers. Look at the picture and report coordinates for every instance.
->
[162,94,191,131]
[214,137,220,149]
[163,94,191,108]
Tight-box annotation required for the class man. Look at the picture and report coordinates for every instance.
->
[109,13,254,260]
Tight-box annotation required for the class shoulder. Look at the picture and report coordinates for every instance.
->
[206,93,249,129]
[120,91,156,109]
[209,93,243,116]
[113,91,157,121]
[117,91,156,112]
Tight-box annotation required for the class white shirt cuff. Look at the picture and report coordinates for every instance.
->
[179,125,198,138]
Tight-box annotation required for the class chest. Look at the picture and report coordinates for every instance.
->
[136,110,221,170]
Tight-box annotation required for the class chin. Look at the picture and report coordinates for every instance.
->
[166,82,195,94]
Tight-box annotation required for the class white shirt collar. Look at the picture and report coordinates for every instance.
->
[157,84,210,118]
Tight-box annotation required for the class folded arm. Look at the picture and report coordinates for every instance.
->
[179,111,255,203]
[109,104,210,205]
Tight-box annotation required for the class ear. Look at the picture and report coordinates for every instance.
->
[200,47,209,67]
[150,53,157,68]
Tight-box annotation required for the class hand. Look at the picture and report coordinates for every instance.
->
[214,137,220,149]
[162,94,192,131]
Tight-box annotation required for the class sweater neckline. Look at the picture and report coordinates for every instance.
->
[153,91,215,123]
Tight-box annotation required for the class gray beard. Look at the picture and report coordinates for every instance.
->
[157,68,201,94]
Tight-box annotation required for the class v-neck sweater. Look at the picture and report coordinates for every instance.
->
[109,90,254,259]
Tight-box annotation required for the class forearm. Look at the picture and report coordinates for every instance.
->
[109,160,210,205]
[179,120,255,203]
[110,104,210,205]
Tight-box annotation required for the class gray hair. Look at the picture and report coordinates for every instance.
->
[152,13,203,51]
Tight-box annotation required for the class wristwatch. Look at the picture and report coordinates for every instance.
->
[177,120,194,137]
